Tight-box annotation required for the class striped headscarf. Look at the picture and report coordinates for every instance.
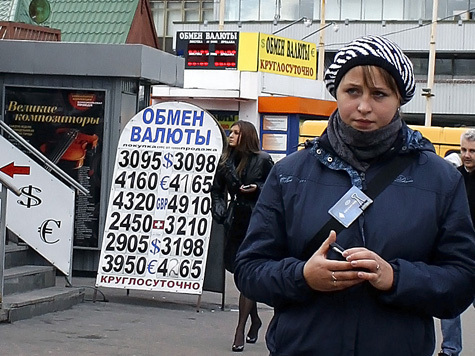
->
[324,35,415,105]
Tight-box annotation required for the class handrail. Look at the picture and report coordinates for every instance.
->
[0,121,89,196]
[0,174,20,196]
[0,172,20,304]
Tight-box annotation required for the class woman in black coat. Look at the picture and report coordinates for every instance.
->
[211,120,273,352]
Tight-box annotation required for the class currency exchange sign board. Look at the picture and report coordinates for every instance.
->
[95,102,224,294]
[1,135,75,276]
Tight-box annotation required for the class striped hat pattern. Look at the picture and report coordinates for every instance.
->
[324,35,415,105]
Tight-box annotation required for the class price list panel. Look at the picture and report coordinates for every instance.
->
[96,102,224,294]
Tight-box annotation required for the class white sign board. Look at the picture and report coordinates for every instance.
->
[263,116,288,131]
[96,102,224,294]
[262,133,288,151]
[1,136,75,276]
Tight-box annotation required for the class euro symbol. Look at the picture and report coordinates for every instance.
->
[147,259,157,274]
[160,176,169,190]
[38,219,60,244]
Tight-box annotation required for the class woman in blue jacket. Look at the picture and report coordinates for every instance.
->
[234,35,475,356]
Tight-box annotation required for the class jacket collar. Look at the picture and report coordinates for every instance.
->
[308,123,433,189]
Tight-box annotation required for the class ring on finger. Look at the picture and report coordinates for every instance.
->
[331,271,337,284]
[376,264,380,271]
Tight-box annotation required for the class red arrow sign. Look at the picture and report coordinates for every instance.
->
[0,162,30,178]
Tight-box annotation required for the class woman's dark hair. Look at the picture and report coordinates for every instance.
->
[362,65,401,102]
[220,120,260,176]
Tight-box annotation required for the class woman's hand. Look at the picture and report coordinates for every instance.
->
[303,231,364,292]
[240,184,257,193]
[343,247,394,291]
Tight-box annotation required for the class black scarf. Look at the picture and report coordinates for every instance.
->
[327,111,402,172]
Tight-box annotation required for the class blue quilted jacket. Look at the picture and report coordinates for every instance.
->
[234,124,475,356]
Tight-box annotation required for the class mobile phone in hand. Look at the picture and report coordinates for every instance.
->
[330,242,345,256]
[330,242,369,271]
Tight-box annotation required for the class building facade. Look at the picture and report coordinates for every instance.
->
[150,0,475,127]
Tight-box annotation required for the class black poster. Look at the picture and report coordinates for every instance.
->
[3,86,105,247]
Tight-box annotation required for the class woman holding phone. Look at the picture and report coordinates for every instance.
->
[210,120,273,352]
[234,35,475,355]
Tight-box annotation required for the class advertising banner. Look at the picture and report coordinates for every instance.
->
[258,33,317,79]
[95,102,224,294]
[3,86,105,247]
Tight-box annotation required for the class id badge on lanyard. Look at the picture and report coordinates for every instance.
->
[328,186,373,228]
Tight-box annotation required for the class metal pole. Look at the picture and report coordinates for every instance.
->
[0,185,7,304]
[424,0,438,126]
[0,179,20,305]
[218,0,225,31]
[272,17,307,35]
[301,22,334,41]
[317,0,326,81]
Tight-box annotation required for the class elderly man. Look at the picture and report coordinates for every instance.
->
[439,129,475,356]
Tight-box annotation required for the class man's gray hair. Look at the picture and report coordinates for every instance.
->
[461,129,475,142]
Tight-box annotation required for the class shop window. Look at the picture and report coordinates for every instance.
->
[202,1,214,21]
[404,0,426,20]
[166,3,182,37]
[260,0,275,21]
[454,58,475,76]
[341,0,361,20]
[280,0,300,20]
[299,0,314,19]
[435,58,453,76]
[363,0,382,20]
[184,2,200,22]
[408,55,428,76]
[150,1,165,37]
[383,0,404,20]
[240,0,259,21]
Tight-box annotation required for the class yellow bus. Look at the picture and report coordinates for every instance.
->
[299,120,469,158]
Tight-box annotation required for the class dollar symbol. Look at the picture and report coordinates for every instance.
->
[18,185,42,208]
[150,238,160,255]
[163,153,173,169]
